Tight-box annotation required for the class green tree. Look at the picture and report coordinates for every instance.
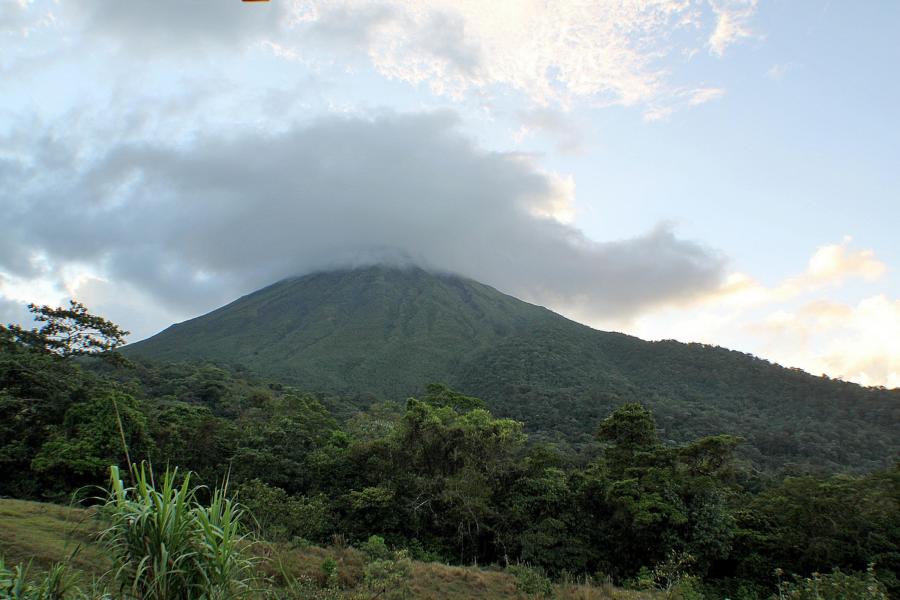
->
[31,391,152,494]
[2,300,128,359]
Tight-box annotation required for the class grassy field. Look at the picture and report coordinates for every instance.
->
[0,497,658,599]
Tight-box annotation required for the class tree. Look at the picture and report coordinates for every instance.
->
[597,402,661,479]
[597,403,659,452]
[1,300,129,359]
[31,391,153,495]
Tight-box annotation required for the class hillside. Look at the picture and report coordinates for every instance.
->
[0,498,657,600]
[125,265,900,473]
[126,266,561,397]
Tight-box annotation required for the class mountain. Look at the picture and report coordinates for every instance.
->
[125,265,900,473]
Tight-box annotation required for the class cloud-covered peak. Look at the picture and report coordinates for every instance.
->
[1,111,725,338]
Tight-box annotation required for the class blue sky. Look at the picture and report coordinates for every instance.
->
[1,0,898,386]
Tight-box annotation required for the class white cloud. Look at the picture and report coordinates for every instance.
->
[687,86,726,106]
[513,108,587,154]
[803,237,886,284]
[31,0,757,119]
[767,62,800,80]
[303,0,755,111]
[707,0,758,57]
[644,85,726,121]
[615,238,898,388]
[0,0,55,37]
[688,238,889,308]
[750,296,900,388]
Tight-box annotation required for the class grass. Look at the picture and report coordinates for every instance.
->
[0,497,659,599]
[0,498,107,574]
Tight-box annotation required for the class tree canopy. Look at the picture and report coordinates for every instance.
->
[1,301,129,359]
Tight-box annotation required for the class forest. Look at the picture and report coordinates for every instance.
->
[1,303,898,599]
[123,266,900,477]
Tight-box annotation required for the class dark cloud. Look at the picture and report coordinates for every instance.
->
[3,111,724,334]
[70,0,288,54]
[0,300,31,330]
[305,4,397,50]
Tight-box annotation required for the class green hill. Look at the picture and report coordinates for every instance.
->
[125,265,900,473]
[127,266,560,397]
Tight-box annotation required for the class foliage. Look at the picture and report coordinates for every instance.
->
[2,301,898,598]
[31,392,151,494]
[731,467,900,596]
[238,479,332,543]
[1,301,128,360]
[99,464,253,599]
[773,565,889,599]
[360,536,390,562]
[509,564,555,598]
[361,549,411,600]
[121,266,900,475]
[1,497,665,600]
[0,558,80,600]
[320,558,339,589]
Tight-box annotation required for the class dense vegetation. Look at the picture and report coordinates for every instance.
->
[0,495,662,600]
[2,303,897,599]
[124,266,900,474]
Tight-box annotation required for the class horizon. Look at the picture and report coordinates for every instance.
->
[2,1,898,387]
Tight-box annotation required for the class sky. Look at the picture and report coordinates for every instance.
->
[1,0,898,387]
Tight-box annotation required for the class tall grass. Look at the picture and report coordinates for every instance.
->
[99,463,253,600]
[0,558,77,600]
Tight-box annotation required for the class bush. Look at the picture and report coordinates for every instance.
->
[320,558,339,589]
[669,575,705,600]
[361,549,411,600]
[509,564,554,599]
[238,479,332,543]
[773,565,889,599]
[361,536,390,561]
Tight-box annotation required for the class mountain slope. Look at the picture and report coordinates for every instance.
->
[126,266,900,473]
[126,266,570,397]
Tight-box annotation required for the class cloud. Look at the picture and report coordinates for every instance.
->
[801,237,886,285]
[707,0,758,57]
[692,238,888,308]
[0,0,55,37]
[687,86,726,106]
[620,239,898,387]
[40,0,757,116]
[643,85,726,121]
[295,1,753,109]
[0,111,725,339]
[750,296,900,388]
[0,296,32,329]
[513,108,586,154]
[766,62,800,81]
[69,0,289,53]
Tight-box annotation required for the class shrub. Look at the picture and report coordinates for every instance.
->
[509,564,554,599]
[238,480,332,543]
[668,575,705,600]
[361,536,390,562]
[773,565,889,599]
[361,549,411,600]
[320,558,339,589]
